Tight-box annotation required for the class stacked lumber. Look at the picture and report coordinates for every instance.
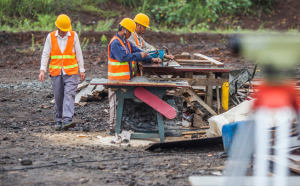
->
[75,79,107,105]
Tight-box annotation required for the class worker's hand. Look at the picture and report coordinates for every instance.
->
[165,54,175,60]
[39,70,45,83]
[80,72,85,81]
[140,52,148,58]
[152,58,162,63]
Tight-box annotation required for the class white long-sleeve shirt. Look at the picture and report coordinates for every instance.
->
[40,30,85,74]
[128,32,156,52]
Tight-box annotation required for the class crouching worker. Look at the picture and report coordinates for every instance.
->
[39,14,85,130]
[108,18,161,134]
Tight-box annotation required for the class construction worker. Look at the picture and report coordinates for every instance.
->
[128,13,174,60]
[39,14,85,130]
[108,18,161,133]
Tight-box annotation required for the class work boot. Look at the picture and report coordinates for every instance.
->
[62,120,76,130]
[55,121,62,131]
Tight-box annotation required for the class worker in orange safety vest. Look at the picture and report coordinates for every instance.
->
[39,14,85,130]
[128,13,175,60]
[107,18,162,133]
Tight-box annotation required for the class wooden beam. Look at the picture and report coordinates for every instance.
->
[176,59,211,64]
[182,130,206,135]
[186,89,217,116]
[77,81,89,92]
[205,72,214,107]
[193,53,224,66]
[75,84,95,104]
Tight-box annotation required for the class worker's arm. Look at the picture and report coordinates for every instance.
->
[74,32,85,81]
[39,34,51,82]
[141,37,156,52]
[129,42,153,63]
[110,40,145,62]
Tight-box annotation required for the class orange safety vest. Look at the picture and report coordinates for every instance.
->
[107,36,135,80]
[49,31,79,76]
[132,32,144,49]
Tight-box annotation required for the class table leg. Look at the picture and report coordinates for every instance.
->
[116,89,124,135]
[157,112,165,143]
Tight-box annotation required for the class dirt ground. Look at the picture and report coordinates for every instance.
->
[0,31,251,185]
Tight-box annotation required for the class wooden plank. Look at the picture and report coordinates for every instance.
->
[191,78,227,86]
[205,72,214,107]
[269,155,300,175]
[75,84,95,104]
[216,86,221,114]
[193,53,224,66]
[182,130,206,135]
[77,81,89,92]
[186,89,217,116]
[92,85,104,96]
[176,59,211,65]
[90,78,190,88]
[174,54,191,59]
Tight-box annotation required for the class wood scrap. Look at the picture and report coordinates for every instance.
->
[181,130,206,135]
[269,155,300,175]
[176,59,212,65]
[77,81,89,92]
[185,88,217,116]
[193,53,224,67]
[75,84,95,104]
[92,85,104,97]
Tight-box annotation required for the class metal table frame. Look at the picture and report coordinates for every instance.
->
[114,86,167,142]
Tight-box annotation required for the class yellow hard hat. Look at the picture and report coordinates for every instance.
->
[134,13,150,28]
[55,14,72,32]
[120,18,136,33]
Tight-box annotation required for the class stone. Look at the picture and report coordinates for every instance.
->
[79,178,89,184]
[20,159,32,166]
[98,164,105,170]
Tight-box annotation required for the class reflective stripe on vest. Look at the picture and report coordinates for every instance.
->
[49,31,79,76]
[108,72,130,76]
[49,63,78,69]
[50,55,76,59]
[107,36,135,80]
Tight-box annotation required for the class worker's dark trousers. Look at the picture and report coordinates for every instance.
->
[51,74,78,123]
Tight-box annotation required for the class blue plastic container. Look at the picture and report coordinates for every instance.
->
[148,50,165,60]
[222,120,250,152]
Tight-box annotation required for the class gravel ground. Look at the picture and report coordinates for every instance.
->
[0,31,249,185]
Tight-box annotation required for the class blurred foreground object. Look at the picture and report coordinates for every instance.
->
[223,33,300,186]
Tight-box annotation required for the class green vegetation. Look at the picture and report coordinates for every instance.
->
[100,34,108,46]
[15,34,43,54]
[0,0,277,32]
[138,0,276,30]
[95,19,115,32]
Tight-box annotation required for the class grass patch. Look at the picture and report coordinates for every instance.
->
[95,19,114,32]
[0,14,56,32]
[80,4,119,18]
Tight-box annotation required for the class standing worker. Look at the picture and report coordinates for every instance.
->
[128,13,174,60]
[108,18,161,133]
[39,14,85,130]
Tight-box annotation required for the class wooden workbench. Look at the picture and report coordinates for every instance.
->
[90,78,190,142]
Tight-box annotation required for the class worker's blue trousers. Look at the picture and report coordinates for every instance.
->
[51,74,78,123]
